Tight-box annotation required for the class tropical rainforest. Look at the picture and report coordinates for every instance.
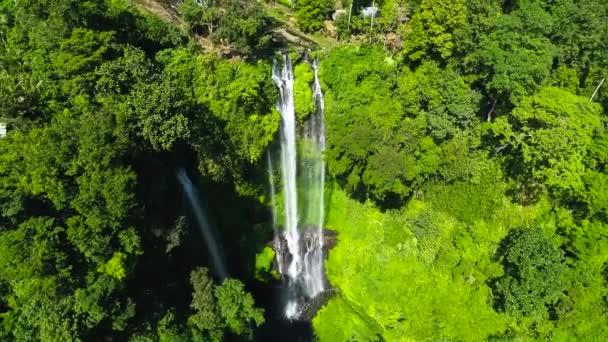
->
[1,0,608,341]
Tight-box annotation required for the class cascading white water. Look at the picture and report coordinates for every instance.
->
[301,58,326,298]
[272,55,302,284]
[312,59,326,239]
[271,54,327,319]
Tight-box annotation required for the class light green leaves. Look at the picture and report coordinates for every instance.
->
[494,87,602,194]
[404,0,468,61]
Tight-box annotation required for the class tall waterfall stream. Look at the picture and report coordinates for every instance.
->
[270,54,328,319]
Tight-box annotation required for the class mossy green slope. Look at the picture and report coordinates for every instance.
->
[314,172,552,341]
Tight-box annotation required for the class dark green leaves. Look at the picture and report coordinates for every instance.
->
[188,267,264,340]
[493,228,567,330]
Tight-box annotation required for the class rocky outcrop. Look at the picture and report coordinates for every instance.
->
[269,227,338,320]
[272,28,318,49]
[271,227,337,275]
[332,9,347,21]
[296,287,339,321]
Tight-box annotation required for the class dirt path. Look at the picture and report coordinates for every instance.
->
[131,0,335,51]
[132,0,183,26]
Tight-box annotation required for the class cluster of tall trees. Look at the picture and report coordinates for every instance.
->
[0,0,274,340]
[316,0,608,210]
[312,0,608,340]
[179,0,274,54]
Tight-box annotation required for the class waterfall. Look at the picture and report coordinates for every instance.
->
[312,59,326,238]
[301,58,326,298]
[177,169,228,280]
[267,151,284,275]
[272,55,302,285]
[271,54,327,319]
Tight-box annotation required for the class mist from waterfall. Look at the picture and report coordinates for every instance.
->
[177,169,228,280]
[271,54,327,319]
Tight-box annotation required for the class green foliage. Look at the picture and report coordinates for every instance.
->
[554,219,608,339]
[321,47,479,203]
[0,2,203,339]
[212,0,274,54]
[550,0,608,80]
[98,252,128,281]
[582,171,608,218]
[188,267,223,341]
[396,61,481,141]
[493,228,568,335]
[319,188,513,340]
[180,0,218,34]
[196,57,280,168]
[295,0,326,33]
[215,279,265,338]
[293,62,315,121]
[492,87,602,195]
[254,246,278,281]
[188,268,264,340]
[461,2,554,105]
[313,296,382,341]
[321,46,408,202]
[50,28,115,96]
[157,312,191,342]
[0,109,138,340]
[3,0,608,340]
[180,0,274,54]
[425,161,506,225]
[97,46,193,151]
[404,0,467,61]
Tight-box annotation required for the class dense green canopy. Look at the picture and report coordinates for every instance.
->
[1,0,608,340]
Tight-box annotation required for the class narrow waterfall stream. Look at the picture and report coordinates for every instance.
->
[270,54,328,320]
[177,169,228,280]
[301,58,326,299]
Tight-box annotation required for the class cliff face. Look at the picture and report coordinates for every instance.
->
[270,227,338,320]
[272,227,338,276]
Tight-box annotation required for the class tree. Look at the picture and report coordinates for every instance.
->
[179,0,274,54]
[296,0,326,33]
[493,228,568,334]
[397,61,481,141]
[0,104,138,340]
[322,47,481,204]
[549,0,608,106]
[188,267,223,341]
[550,1,608,80]
[96,46,192,151]
[403,0,467,61]
[215,279,265,338]
[195,57,279,168]
[491,87,602,195]
[180,0,220,35]
[462,2,554,112]
[212,0,273,54]
[187,267,264,340]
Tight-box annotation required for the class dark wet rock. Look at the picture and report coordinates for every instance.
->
[296,288,339,321]
[268,227,338,321]
[269,227,337,274]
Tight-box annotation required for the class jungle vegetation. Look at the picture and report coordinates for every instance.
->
[1,0,608,341]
